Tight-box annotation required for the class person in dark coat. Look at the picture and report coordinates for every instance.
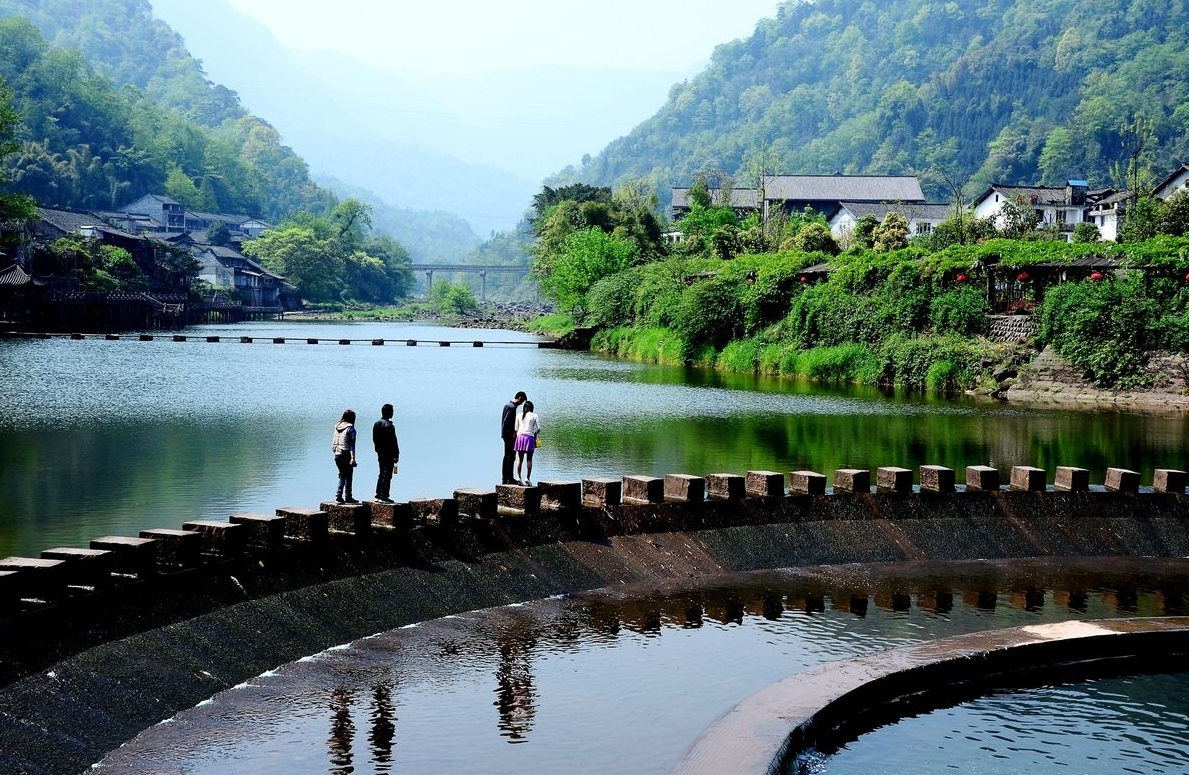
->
[373,403,399,503]
[501,391,527,485]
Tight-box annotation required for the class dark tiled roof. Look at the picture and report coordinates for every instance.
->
[974,185,1115,208]
[36,208,143,240]
[1153,164,1189,197]
[201,245,285,280]
[0,263,32,286]
[833,201,953,221]
[764,175,925,202]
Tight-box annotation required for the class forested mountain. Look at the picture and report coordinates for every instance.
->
[317,175,481,263]
[0,9,332,221]
[552,0,1189,202]
[0,0,243,125]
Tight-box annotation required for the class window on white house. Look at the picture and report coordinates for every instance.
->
[1056,210,1067,223]
[916,222,933,234]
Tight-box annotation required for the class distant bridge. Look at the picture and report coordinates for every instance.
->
[410,264,532,301]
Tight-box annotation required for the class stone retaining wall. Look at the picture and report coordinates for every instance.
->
[988,314,1038,343]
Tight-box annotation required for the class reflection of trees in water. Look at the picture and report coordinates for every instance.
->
[326,682,399,773]
[494,619,538,743]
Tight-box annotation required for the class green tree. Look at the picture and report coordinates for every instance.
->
[1072,222,1101,243]
[542,228,638,314]
[1038,127,1077,186]
[853,214,880,250]
[998,195,1042,239]
[206,220,231,246]
[1159,189,1189,237]
[873,212,910,252]
[1120,196,1162,243]
[0,78,35,232]
[793,221,840,255]
[242,226,342,301]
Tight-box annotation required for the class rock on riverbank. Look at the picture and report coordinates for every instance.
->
[1005,345,1189,411]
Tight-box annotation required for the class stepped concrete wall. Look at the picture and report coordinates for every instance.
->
[1,465,1188,774]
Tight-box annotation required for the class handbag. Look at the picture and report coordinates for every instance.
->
[535,436,542,449]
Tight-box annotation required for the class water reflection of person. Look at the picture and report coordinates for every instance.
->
[369,682,397,770]
[494,620,538,742]
[327,687,355,775]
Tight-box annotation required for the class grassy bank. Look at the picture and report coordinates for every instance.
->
[591,325,1015,392]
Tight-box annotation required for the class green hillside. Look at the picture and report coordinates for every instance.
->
[553,0,1189,201]
[0,0,243,125]
[0,10,333,221]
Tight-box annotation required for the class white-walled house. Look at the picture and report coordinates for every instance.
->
[1153,164,1189,200]
[828,201,953,241]
[1086,191,1131,242]
[971,181,1114,241]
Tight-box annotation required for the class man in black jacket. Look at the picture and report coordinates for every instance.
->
[501,391,527,485]
[373,403,399,502]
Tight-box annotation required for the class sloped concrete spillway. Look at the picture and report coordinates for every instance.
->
[0,465,1188,774]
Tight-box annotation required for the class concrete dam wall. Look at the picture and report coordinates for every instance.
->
[1,465,1187,774]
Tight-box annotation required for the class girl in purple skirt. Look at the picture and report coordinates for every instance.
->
[513,400,540,485]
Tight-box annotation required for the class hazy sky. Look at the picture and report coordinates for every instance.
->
[225,0,782,74]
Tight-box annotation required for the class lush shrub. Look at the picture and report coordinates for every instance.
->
[718,338,763,372]
[929,286,990,336]
[586,267,641,327]
[429,280,478,315]
[758,342,790,375]
[671,276,745,356]
[1038,274,1159,387]
[793,222,840,255]
[591,326,686,365]
[738,251,820,335]
[790,343,880,382]
[877,334,979,391]
[787,283,893,346]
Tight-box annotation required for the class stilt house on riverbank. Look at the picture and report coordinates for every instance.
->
[0,195,289,332]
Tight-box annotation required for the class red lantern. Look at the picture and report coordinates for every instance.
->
[1017,271,1030,282]
[955,274,968,283]
[799,275,808,284]
[1090,271,1104,281]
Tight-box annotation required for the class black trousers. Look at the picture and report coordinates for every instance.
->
[501,435,516,484]
[376,455,395,499]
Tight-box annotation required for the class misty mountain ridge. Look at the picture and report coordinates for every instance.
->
[553,0,1189,207]
[149,0,689,235]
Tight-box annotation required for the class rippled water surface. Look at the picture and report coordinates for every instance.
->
[94,562,1189,775]
[2,321,1187,556]
[809,673,1189,775]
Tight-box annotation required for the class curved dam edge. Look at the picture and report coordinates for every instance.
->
[2,489,1189,774]
[671,616,1189,775]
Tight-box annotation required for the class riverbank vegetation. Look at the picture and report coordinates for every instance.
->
[532,182,1189,392]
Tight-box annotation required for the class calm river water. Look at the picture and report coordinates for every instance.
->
[94,562,1189,775]
[1,320,1187,557]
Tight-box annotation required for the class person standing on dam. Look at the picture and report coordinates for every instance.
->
[513,399,540,486]
[373,403,399,503]
[332,408,358,504]
[501,391,527,485]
